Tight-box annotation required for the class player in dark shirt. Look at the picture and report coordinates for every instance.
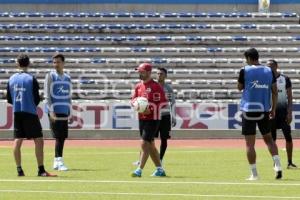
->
[267,59,297,169]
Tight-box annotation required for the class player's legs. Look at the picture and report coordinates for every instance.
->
[149,140,166,177]
[49,114,68,171]
[34,137,44,167]
[242,112,258,180]
[245,135,256,165]
[258,113,282,179]
[242,112,257,164]
[13,138,24,176]
[159,115,171,162]
[24,114,57,177]
[270,119,277,141]
[139,140,150,170]
[139,132,161,169]
[33,136,57,177]
[143,121,162,168]
[282,123,297,168]
[55,137,65,158]
[160,138,168,161]
[13,112,26,176]
[262,133,279,156]
[149,140,162,167]
[132,120,164,177]
[23,114,44,168]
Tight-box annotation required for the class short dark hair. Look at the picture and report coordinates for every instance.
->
[268,59,278,66]
[158,67,168,75]
[244,48,259,61]
[17,54,30,67]
[52,53,65,62]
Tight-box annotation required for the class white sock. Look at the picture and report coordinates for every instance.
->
[273,155,282,171]
[250,164,258,177]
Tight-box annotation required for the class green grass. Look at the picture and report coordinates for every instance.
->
[0,145,300,200]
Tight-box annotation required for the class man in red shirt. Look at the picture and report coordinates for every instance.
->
[131,63,167,177]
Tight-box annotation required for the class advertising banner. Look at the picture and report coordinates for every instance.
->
[1,102,299,130]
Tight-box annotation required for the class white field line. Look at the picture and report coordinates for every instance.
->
[0,189,299,199]
[1,179,300,187]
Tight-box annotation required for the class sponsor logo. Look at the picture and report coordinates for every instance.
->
[57,86,69,94]
[250,80,269,89]
[13,85,26,92]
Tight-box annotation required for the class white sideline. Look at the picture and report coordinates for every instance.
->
[0,189,299,199]
[1,179,300,186]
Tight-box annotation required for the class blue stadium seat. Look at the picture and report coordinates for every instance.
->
[208,48,222,52]
[131,13,146,18]
[80,79,95,84]
[0,59,15,64]
[187,36,202,41]
[241,24,256,29]
[115,12,130,18]
[152,58,167,64]
[193,13,208,18]
[283,13,298,18]
[162,13,177,18]
[92,59,106,64]
[207,13,223,18]
[0,12,10,17]
[233,36,247,41]
[28,12,43,17]
[42,13,58,17]
[145,13,160,18]
[0,48,11,52]
[178,13,193,18]
[102,13,117,18]
[128,36,141,41]
[47,24,60,29]
[133,47,146,52]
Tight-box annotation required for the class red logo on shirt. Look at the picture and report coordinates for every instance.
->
[146,87,151,93]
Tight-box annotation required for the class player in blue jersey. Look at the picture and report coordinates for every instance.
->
[6,54,57,177]
[44,53,72,171]
[238,48,282,180]
[267,59,297,169]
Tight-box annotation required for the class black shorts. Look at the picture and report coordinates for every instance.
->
[242,112,271,135]
[155,115,171,139]
[49,113,69,139]
[139,120,160,142]
[271,109,292,142]
[14,112,43,139]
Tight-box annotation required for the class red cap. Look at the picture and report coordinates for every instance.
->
[135,63,152,72]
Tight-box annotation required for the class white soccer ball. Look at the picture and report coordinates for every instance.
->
[132,97,149,113]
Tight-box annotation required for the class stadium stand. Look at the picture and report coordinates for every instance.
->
[0,12,299,101]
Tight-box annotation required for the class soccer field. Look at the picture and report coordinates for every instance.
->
[0,143,300,200]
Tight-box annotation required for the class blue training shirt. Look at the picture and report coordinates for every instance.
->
[44,71,72,115]
[7,72,40,115]
[239,65,275,112]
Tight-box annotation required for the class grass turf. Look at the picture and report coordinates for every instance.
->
[0,145,300,200]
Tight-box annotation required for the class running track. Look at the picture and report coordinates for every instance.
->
[0,139,299,148]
